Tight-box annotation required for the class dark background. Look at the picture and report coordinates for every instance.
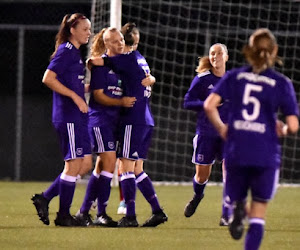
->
[1,0,299,183]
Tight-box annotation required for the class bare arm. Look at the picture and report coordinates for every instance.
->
[141,73,156,87]
[204,93,228,140]
[93,89,136,107]
[42,69,88,113]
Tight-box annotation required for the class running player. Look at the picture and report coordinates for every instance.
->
[183,43,231,226]
[204,28,299,250]
[32,13,92,226]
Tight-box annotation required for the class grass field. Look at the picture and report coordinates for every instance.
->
[0,182,299,250]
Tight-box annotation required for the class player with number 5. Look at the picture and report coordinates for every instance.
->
[204,28,299,250]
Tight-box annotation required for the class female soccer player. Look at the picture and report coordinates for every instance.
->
[88,23,168,227]
[204,28,299,250]
[32,13,92,226]
[75,27,136,227]
[183,43,231,226]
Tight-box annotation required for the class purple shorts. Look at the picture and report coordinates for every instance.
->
[226,165,279,202]
[89,125,118,153]
[192,134,224,165]
[53,122,91,161]
[117,125,153,160]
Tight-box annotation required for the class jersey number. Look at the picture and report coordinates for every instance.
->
[242,84,263,121]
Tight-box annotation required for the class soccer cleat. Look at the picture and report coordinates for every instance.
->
[229,201,246,240]
[117,216,139,227]
[219,216,229,226]
[117,200,127,215]
[94,212,118,227]
[184,194,204,217]
[54,212,80,227]
[75,211,94,227]
[141,209,168,227]
[31,193,50,225]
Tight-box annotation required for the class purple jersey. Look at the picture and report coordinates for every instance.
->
[184,71,228,136]
[47,42,87,123]
[213,66,299,168]
[89,55,123,127]
[105,50,154,126]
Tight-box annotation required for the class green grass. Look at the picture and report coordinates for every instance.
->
[0,182,299,249]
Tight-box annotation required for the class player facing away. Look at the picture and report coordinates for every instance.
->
[75,27,136,227]
[183,43,232,226]
[88,23,168,227]
[32,13,93,226]
[204,28,299,250]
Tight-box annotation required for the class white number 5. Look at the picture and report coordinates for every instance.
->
[242,84,263,121]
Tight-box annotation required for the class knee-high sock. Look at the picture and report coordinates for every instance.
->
[97,171,113,215]
[245,218,265,250]
[59,173,76,215]
[222,178,232,219]
[120,172,136,217]
[80,170,100,213]
[43,174,61,201]
[136,171,161,213]
[193,175,207,198]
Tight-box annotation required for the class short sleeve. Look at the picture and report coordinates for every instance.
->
[47,48,72,75]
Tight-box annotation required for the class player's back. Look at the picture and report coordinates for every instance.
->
[218,66,298,168]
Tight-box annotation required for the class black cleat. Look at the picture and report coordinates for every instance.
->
[75,211,94,227]
[54,212,80,227]
[94,212,118,227]
[229,201,246,240]
[184,194,204,217]
[141,209,168,227]
[31,193,50,225]
[117,216,139,227]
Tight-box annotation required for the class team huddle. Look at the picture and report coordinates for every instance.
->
[31,12,299,250]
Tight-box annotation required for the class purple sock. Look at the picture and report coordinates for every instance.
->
[245,218,265,250]
[43,174,61,201]
[97,171,113,215]
[59,176,76,215]
[80,173,99,213]
[120,172,136,217]
[136,171,161,213]
[193,176,207,198]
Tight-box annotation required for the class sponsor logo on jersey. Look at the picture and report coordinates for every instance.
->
[79,59,83,64]
[208,84,214,89]
[237,72,276,87]
[108,70,115,74]
[144,86,152,98]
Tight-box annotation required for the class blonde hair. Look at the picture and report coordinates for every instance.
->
[242,28,282,72]
[90,28,107,57]
[195,43,228,73]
